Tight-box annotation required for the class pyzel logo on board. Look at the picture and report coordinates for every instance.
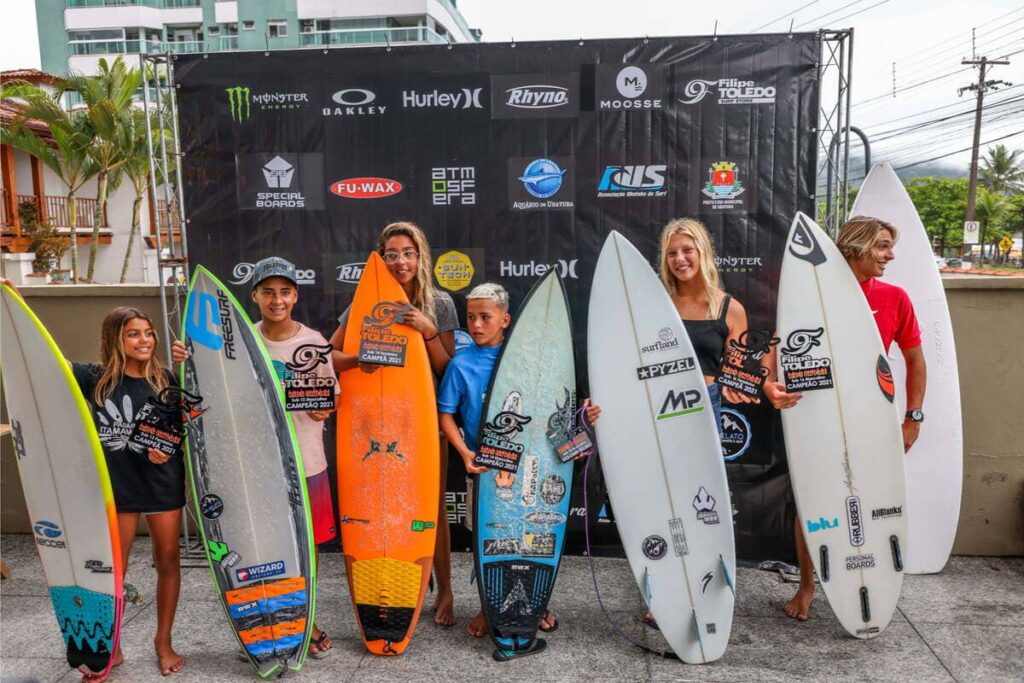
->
[499,259,578,279]
[230,261,316,286]
[636,357,695,381]
[402,88,483,109]
[701,161,745,210]
[330,177,403,199]
[678,78,776,105]
[33,520,66,549]
[597,65,666,109]
[597,165,667,198]
[693,486,720,524]
[225,86,309,123]
[509,157,575,211]
[323,89,386,116]
[846,496,865,547]
[719,407,752,461]
[432,167,476,205]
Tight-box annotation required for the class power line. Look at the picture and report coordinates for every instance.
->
[748,0,822,32]
[892,19,1024,82]
[855,83,1023,129]
[797,0,891,29]
[879,6,1024,72]
[793,0,866,28]
[892,130,1024,171]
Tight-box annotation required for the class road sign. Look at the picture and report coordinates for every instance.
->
[963,221,980,245]
[999,236,1013,252]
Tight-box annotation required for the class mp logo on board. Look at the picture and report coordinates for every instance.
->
[235,153,324,210]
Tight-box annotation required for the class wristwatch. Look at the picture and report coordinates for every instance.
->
[905,410,924,423]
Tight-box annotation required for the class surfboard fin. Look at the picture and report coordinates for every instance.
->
[719,554,736,597]
[819,546,830,583]
[642,567,652,606]
[859,586,871,622]
[890,535,903,572]
[691,609,706,656]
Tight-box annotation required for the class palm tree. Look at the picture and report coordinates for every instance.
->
[1,80,98,283]
[975,187,1010,261]
[979,145,1024,195]
[58,57,142,281]
[118,108,172,283]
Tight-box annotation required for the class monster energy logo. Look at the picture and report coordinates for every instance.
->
[225,86,310,123]
[226,86,250,122]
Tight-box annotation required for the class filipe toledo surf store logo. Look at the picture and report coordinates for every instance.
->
[225,86,309,123]
[780,328,834,392]
[678,78,776,106]
[231,262,316,286]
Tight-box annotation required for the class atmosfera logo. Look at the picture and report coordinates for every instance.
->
[225,86,310,123]
[678,78,776,106]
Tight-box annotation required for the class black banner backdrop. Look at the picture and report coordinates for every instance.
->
[175,33,819,563]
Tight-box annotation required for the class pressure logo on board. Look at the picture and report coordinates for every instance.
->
[876,355,895,403]
[788,218,827,266]
[358,301,411,366]
[185,288,236,360]
[846,496,865,547]
[642,535,667,560]
[780,328,834,392]
[693,487,720,525]
[657,388,704,420]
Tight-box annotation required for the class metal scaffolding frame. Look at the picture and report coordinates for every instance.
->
[140,53,203,565]
[816,29,854,236]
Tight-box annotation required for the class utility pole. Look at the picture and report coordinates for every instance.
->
[959,56,1010,260]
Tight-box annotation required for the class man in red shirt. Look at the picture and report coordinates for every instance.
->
[764,216,928,621]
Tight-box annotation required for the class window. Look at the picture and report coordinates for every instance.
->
[267,20,288,38]
[242,20,255,31]
[208,26,220,36]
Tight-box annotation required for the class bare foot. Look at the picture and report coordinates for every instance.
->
[466,611,487,638]
[309,625,333,658]
[433,589,456,626]
[539,611,558,632]
[81,647,123,682]
[783,586,814,621]
[156,644,183,676]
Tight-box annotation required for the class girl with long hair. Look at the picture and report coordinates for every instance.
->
[329,221,460,627]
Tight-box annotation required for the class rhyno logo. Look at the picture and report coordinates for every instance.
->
[324,89,385,116]
[499,259,578,279]
[336,262,366,284]
[403,88,483,109]
[330,177,403,199]
[678,78,777,105]
[846,496,865,547]
[506,85,569,109]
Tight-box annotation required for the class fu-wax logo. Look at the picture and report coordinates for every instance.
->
[225,86,310,123]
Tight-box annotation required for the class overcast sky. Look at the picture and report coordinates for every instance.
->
[2,1,1020,174]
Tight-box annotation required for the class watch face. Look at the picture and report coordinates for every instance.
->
[907,410,924,422]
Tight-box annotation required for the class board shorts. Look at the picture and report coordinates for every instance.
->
[306,470,337,545]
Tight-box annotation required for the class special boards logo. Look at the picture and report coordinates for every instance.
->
[323,88,386,117]
[701,161,745,211]
[597,165,667,198]
[330,177,403,199]
[225,86,310,123]
[508,157,575,211]
[678,78,777,106]
[402,87,484,110]
[230,261,316,286]
[235,153,324,211]
[491,73,579,118]
[431,166,476,205]
[596,64,666,109]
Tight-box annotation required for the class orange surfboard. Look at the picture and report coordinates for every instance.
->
[336,252,439,655]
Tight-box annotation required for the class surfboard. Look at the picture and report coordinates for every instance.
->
[587,231,735,663]
[851,162,963,574]
[0,284,123,676]
[336,251,438,656]
[473,270,575,661]
[181,266,315,678]
[776,212,907,639]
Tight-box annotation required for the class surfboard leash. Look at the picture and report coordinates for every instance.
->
[576,407,680,661]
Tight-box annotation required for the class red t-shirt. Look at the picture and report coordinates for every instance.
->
[860,277,921,352]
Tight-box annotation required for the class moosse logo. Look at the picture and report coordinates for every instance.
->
[225,86,309,123]
[509,157,575,211]
[330,177,403,199]
[236,152,324,211]
[719,407,752,461]
[491,74,579,118]
[678,78,777,106]
[402,87,483,110]
[596,64,666,109]
[657,388,703,420]
[499,259,578,279]
[230,262,316,286]
[701,161,745,210]
[323,88,386,116]
[597,165,667,198]
[431,166,476,206]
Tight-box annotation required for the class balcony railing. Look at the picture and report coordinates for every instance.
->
[66,0,201,7]
[163,40,203,54]
[218,35,239,51]
[17,195,108,229]
[299,26,446,48]
[68,39,162,56]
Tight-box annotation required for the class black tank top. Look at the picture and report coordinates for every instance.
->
[682,295,731,377]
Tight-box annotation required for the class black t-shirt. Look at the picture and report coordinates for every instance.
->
[72,363,186,513]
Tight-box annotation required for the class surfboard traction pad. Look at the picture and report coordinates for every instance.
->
[225,576,309,662]
[50,586,117,673]
[347,555,431,651]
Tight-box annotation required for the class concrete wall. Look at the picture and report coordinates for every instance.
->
[2,280,1022,555]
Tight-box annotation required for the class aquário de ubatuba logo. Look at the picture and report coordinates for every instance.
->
[508,157,575,211]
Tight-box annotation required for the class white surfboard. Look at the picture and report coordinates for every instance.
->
[851,162,963,574]
[588,231,735,663]
[777,213,907,639]
[1,285,123,676]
